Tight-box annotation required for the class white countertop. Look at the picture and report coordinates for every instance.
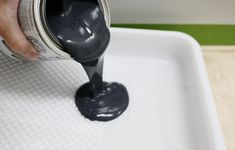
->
[203,46,235,150]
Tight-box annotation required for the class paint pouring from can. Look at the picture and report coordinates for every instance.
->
[45,0,129,122]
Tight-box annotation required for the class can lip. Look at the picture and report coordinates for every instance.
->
[33,0,71,59]
[40,0,64,48]
[98,0,111,27]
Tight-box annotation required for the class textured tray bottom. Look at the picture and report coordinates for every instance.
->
[0,51,188,150]
[0,52,103,150]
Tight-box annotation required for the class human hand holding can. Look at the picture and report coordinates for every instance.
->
[0,0,39,60]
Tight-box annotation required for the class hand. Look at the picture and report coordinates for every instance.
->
[0,0,39,60]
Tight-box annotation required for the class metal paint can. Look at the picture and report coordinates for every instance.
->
[0,0,110,61]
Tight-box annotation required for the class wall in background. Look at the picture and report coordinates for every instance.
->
[108,0,235,24]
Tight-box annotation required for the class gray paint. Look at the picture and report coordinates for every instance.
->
[45,0,129,121]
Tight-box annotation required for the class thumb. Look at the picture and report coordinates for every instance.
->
[1,17,39,60]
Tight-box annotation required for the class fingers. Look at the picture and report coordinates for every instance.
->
[1,19,39,60]
[0,1,39,61]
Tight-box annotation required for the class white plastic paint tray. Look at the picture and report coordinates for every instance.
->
[0,28,226,150]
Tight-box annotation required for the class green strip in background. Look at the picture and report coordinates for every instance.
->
[111,24,235,45]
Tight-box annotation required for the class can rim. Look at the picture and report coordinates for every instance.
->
[34,0,71,59]
[40,0,64,48]
[99,0,111,27]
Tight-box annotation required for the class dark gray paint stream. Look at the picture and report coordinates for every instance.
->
[45,0,129,121]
